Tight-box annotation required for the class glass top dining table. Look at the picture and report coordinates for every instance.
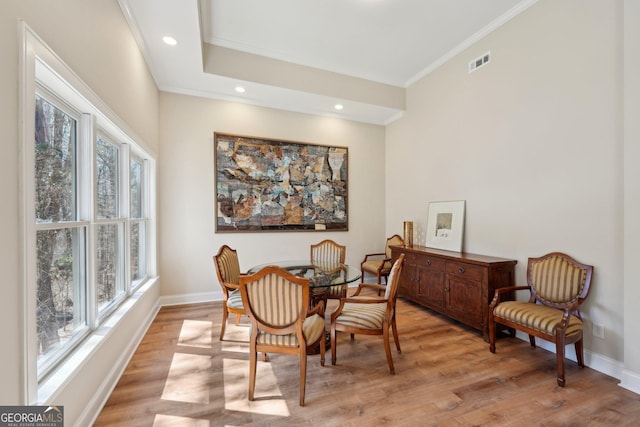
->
[247,261,362,288]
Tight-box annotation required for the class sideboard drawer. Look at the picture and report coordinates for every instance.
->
[420,257,445,270]
[445,261,483,281]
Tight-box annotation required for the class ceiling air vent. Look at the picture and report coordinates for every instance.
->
[468,52,491,73]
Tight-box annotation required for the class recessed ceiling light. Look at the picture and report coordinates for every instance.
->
[235,86,246,93]
[334,104,344,110]
[162,36,178,46]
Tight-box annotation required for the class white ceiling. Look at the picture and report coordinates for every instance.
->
[119,0,536,125]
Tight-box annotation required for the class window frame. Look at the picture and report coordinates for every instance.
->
[19,23,157,403]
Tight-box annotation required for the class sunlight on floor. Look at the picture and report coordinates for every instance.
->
[223,358,290,416]
[152,414,210,426]
[220,322,251,353]
[161,353,212,404]
[177,320,212,348]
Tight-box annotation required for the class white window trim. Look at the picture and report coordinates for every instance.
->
[19,22,158,404]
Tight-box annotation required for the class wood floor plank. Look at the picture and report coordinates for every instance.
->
[94,297,640,426]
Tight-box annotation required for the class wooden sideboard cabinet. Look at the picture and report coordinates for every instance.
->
[390,245,517,339]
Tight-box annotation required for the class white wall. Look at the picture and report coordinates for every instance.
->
[0,0,160,424]
[387,0,627,367]
[158,92,386,301]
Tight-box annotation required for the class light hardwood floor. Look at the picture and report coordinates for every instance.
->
[95,294,640,426]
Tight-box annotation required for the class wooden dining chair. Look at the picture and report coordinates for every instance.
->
[330,254,405,374]
[311,239,347,299]
[360,234,404,285]
[213,245,245,341]
[239,265,326,406]
[488,252,594,387]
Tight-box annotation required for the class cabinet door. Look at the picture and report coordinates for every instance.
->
[398,259,418,298]
[445,275,483,326]
[416,266,444,310]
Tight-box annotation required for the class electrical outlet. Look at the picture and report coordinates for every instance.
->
[593,323,605,339]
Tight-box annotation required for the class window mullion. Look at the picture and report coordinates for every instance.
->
[81,113,97,330]
[144,158,156,277]
[122,145,131,294]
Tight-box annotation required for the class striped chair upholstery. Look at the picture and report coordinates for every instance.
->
[239,266,325,406]
[330,254,405,374]
[311,239,347,299]
[213,245,245,341]
[488,252,594,387]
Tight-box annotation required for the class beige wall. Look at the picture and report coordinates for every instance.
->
[623,0,640,390]
[387,0,625,364]
[0,0,159,423]
[158,92,386,299]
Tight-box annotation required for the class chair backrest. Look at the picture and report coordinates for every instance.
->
[214,245,241,288]
[239,266,310,332]
[310,239,346,266]
[527,252,593,308]
[384,254,405,301]
[385,235,404,259]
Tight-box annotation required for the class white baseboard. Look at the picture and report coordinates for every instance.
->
[158,290,222,306]
[620,369,640,394]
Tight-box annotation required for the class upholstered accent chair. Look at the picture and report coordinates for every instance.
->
[360,234,404,285]
[488,252,594,387]
[239,266,326,406]
[330,254,405,374]
[310,239,347,300]
[213,245,245,341]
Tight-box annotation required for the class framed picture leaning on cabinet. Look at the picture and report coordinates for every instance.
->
[425,200,465,252]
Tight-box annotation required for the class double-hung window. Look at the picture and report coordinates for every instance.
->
[34,92,89,378]
[22,25,156,399]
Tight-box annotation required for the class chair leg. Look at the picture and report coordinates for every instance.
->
[220,305,229,341]
[331,324,337,366]
[299,350,307,406]
[488,316,496,353]
[391,317,401,353]
[575,338,585,368]
[320,328,326,367]
[529,334,536,348]
[234,313,241,325]
[248,343,257,401]
[383,326,395,374]
[556,333,566,387]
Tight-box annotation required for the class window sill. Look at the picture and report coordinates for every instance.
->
[37,276,159,404]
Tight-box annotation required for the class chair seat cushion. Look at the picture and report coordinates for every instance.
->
[336,300,387,329]
[257,314,325,347]
[362,260,393,276]
[227,289,244,310]
[494,301,583,337]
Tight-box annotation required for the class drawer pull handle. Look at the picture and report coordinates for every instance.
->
[445,287,450,292]
[458,267,465,273]
[426,259,431,266]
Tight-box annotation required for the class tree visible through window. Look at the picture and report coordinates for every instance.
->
[96,137,123,310]
[25,33,155,394]
[35,95,85,363]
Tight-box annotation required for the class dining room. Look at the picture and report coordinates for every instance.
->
[3,1,640,426]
